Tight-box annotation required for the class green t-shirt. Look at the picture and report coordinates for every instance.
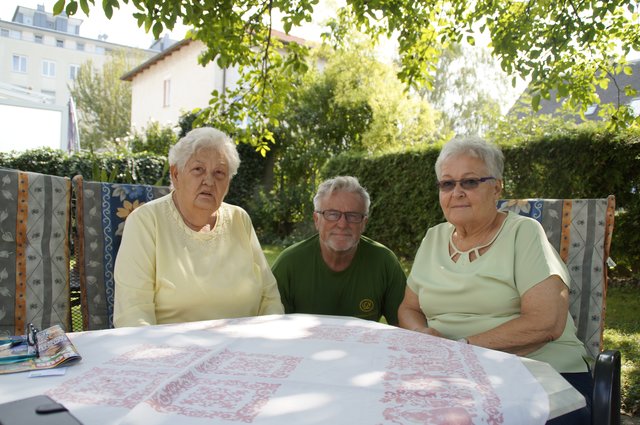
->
[408,211,588,373]
[271,235,406,325]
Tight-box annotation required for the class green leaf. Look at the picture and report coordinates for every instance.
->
[66,2,78,15]
[557,84,568,97]
[152,22,164,39]
[154,160,170,186]
[532,93,541,111]
[104,3,113,19]
[53,0,66,15]
[108,167,118,183]
[79,0,90,15]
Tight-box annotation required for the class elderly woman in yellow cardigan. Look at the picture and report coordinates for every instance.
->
[113,127,283,327]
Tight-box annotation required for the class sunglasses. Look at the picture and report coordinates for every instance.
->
[436,176,496,192]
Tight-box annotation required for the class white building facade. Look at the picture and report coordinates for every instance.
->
[122,38,241,131]
[0,4,155,152]
[122,31,309,132]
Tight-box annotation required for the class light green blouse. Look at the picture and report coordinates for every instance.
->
[113,194,284,327]
[408,211,588,373]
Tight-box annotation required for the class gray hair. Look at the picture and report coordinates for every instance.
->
[313,176,371,214]
[168,127,241,179]
[435,136,504,180]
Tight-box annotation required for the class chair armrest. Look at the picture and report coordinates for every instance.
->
[592,349,621,425]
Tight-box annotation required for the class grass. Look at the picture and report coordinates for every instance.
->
[603,285,640,416]
[262,245,283,266]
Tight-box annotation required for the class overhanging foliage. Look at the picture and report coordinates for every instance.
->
[53,0,640,148]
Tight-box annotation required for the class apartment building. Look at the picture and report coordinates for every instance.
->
[0,4,156,151]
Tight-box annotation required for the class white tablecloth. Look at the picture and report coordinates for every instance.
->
[0,314,585,424]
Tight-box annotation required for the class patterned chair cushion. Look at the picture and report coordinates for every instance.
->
[497,196,616,360]
[0,168,72,336]
[73,176,170,330]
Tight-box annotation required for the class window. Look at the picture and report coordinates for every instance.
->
[12,55,27,73]
[56,39,64,48]
[42,60,56,77]
[163,79,171,107]
[0,28,9,37]
[41,90,56,103]
[35,34,43,44]
[629,98,640,117]
[9,30,21,40]
[96,46,105,54]
[69,64,80,80]
[584,104,598,116]
[76,42,85,51]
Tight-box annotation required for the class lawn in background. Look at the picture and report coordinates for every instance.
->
[262,244,640,416]
[604,285,640,416]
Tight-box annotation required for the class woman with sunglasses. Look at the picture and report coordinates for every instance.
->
[398,137,591,425]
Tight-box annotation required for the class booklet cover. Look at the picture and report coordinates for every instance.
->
[0,325,82,374]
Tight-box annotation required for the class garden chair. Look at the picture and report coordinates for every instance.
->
[72,175,170,330]
[498,196,620,425]
[0,168,72,336]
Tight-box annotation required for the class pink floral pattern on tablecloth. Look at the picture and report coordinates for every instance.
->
[303,324,384,344]
[148,373,280,422]
[106,344,212,369]
[194,348,302,379]
[144,348,302,420]
[380,331,504,425]
[47,366,174,409]
[41,318,547,424]
[46,345,210,408]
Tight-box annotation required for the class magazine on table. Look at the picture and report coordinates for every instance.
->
[0,324,81,374]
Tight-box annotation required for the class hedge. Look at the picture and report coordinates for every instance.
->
[0,144,268,211]
[2,126,638,276]
[322,128,640,276]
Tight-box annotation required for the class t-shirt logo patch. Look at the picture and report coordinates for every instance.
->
[359,299,374,313]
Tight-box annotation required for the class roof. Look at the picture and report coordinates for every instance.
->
[12,5,83,28]
[121,38,192,81]
[121,29,308,82]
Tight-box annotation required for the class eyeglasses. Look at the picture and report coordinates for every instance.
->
[316,210,367,223]
[436,177,496,192]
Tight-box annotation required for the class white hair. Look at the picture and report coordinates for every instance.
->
[313,176,371,214]
[435,136,504,180]
[168,127,240,180]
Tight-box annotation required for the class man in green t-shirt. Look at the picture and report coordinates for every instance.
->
[271,176,406,325]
